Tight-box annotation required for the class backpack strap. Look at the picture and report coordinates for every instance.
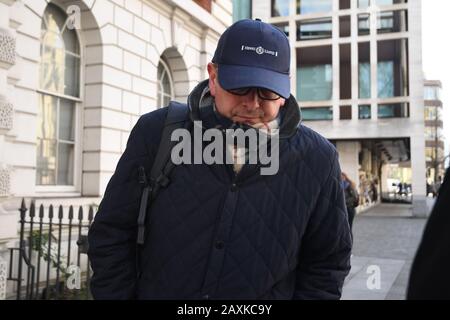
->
[136,102,191,245]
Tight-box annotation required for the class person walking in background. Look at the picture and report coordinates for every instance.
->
[341,172,359,233]
[407,167,450,299]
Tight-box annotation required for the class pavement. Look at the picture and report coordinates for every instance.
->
[341,203,428,300]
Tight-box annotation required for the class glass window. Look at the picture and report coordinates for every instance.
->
[358,0,370,8]
[358,13,370,35]
[425,147,435,162]
[157,59,174,108]
[37,3,80,186]
[425,127,436,140]
[301,107,333,121]
[424,86,440,100]
[424,106,436,121]
[377,61,394,98]
[376,0,408,6]
[273,23,289,38]
[297,65,333,101]
[40,3,80,97]
[378,39,409,98]
[297,46,333,102]
[297,0,332,15]
[233,0,252,22]
[359,105,371,119]
[297,18,332,41]
[359,42,371,99]
[272,0,290,17]
[378,103,409,118]
[377,10,408,34]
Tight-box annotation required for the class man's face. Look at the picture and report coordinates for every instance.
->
[207,63,286,126]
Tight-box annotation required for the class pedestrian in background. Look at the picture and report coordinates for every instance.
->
[407,167,450,299]
[342,172,359,233]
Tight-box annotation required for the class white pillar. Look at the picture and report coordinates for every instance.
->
[336,141,361,190]
[409,0,427,217]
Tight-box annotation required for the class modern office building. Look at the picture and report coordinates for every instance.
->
[0,0,232,273]
[424,80,445,187]
[239,0,426,214]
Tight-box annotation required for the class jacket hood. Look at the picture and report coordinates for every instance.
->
[187,80,302,139]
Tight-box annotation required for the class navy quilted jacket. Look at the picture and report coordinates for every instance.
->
[88,80,352,300]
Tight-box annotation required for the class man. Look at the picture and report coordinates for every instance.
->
[88,19,352,300]
[407,167,450,299]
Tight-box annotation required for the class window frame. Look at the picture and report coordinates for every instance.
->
[157,58,174,109]
[36,3,84,195]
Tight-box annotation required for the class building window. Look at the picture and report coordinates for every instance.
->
[233,0,252,22]
[297,0,332,15]
[376,0,408,6]
[424,86,440,100]
[297,46,333,102]
[358,42,371,99]
[358,0,370,8]
[378,103,409,118]
[359,105,372,119]
[424,106,437,121]
[297,18,332,41]
[157,59,174,108]
[358,13,370,36]
[273,23,289,38]
[272,0,290,17]
[377,10,408,34]
[37,4,80,186]
[378,39,409,98]
[301,107,333,121]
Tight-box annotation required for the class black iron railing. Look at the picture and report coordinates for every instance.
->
[8,199,95,300]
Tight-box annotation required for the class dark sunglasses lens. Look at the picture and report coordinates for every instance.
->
[259,89,280,100]
[228,88,250,95]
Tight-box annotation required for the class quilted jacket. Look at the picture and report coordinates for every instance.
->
[87,80,352,300]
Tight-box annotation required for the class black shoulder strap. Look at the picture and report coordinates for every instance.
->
[150,102,191,193]
[136,102,191,245]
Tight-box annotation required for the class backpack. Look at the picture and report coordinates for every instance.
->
[136,102,192,246]
[345,185,359,209]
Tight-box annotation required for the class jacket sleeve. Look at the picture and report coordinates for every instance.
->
[293,151,352,300]
[87,116,151,300]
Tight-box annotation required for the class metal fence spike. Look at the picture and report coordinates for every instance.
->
[58,205,64,219]
[48,205,54,219]
[78,206,83,220]
[68,206,74,220]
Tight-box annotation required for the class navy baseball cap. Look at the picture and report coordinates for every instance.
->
[212,19,291,99]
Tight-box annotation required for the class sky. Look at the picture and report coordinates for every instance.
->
[422,0,450,164]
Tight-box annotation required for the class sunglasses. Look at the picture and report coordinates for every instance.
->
[226,87,282,101]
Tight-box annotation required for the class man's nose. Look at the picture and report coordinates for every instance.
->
[243,89,261,110]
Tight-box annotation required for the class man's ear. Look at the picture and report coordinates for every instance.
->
[207,63,217,97]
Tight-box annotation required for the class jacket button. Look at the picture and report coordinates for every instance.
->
[215,240,225,250]
[230,183,238,192]
[203,294,210,300]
